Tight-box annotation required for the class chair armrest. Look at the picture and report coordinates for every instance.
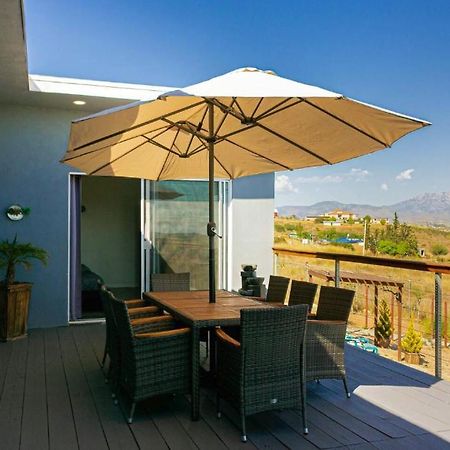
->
[135,327,190,339]
[125,299,146,308]
[128,306,160,317]
[130,315,173,326]
[216,328,241,349]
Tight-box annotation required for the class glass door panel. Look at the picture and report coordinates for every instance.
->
[149,180,227,290]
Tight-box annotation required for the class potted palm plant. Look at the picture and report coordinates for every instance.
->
[0,236,47,341]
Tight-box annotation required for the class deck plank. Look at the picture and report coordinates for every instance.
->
[0,338,28,450]
[0,337,13,399]
[20,330,48,450]
[72,325,140,450]
[58,326,109,450]
[45,327,79,450]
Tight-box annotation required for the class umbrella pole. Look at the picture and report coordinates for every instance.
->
[207,102,216,303]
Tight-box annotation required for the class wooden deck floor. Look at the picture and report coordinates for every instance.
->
[1,324,449,450]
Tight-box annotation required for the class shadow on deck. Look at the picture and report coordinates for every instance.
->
[0,324,449,449]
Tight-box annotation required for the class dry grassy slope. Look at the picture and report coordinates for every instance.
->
[275,217,450,261]
[274,218,450,332]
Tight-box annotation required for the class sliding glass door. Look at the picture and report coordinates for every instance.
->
[141,180,229,291]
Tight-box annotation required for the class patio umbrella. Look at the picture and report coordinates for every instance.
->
[62,67,430,303]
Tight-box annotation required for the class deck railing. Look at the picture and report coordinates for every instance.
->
[273,247,450,378]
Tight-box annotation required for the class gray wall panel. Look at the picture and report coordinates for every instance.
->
[0,104,80,328]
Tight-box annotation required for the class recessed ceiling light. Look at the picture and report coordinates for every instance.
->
[73,100,86,105]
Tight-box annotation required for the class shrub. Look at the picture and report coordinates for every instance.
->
[375,299,392,347]
[402,321,423,353]
[274,223,285,233]
[431,244,448,256]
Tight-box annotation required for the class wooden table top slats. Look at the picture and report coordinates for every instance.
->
[144,290,274,327]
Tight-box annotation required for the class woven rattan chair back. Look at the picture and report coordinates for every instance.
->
[315,286,355,322]
[99,285,121,377]
[265,275,290,303]
[240,305,308,412]
[288,280,318,310]
[151,272,190,292]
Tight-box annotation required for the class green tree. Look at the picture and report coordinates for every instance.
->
[375,299,392,348]
[366,213,418,256]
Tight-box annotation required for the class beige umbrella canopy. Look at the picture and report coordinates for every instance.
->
[62,67,430,301]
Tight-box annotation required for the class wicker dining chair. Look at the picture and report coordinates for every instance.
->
[288,280,318,311]
[265,275,290,303]
[306,285,355,398]
[151,272,191,292]
[99,283,162,369]
[109,292,191,423]
[216,305,309,442]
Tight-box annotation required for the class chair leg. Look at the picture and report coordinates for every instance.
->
[216,392,221,418]
[343,377,351,398]
[301,383,308,433]
[300,352,308,434]
[240,414,247,443]
[128,402,136,424]
[101,344,107,368]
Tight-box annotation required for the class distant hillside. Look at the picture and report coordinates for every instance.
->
[278,192,450,225]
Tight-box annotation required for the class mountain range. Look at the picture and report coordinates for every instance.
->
[277,192,450,226]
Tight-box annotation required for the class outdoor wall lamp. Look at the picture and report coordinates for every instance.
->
[5,204,30,221]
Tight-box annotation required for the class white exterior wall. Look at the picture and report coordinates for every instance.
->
[229,174,275,292]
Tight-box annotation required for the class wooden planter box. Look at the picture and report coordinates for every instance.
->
[403,351,421,365]
[0,283,32,341]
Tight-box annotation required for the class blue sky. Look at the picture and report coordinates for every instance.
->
[25,0,450,207]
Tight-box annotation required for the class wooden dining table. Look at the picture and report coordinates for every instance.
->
[143,290,275,420]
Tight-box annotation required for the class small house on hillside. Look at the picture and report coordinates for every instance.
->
[326,209,358,221]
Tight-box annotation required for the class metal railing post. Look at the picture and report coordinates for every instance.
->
[397,288,402,362]
[435,273,442,378]
[273,251,278,276]
[335,259,340,288]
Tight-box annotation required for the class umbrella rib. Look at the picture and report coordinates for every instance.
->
[213,154,233,179]
[188,144,208,157]
[143,136,182,156]
[161,117,210,142]
[215,99,236,136]
[254,122,332,164]
[62,125,171,162]
[250,98,264,119]
[233,98,248,118]
[156,152,172,181]
[255,99,304,121]
[72,100,206,152]
[88,140,149,175]
[207,98,246,122]
[254,98,293,121]
[171,127,181,153]
[221,137,293,171]
[303,99,390,148]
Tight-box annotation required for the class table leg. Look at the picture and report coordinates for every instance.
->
[191,327,200,421]
[209,329,216,374]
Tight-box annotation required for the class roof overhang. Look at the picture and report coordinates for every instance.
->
[0,1,176,112]
[0,0,29,102]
